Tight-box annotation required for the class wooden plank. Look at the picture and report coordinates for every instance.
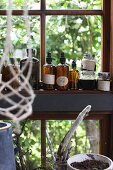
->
[109,114,113,159]
[101,0,110,72]
[34,90,113,94]
[0,112,112,120]
[0,9,103,16]
[41,120,46,167]
[40,0,46,78]
[110,0,113,159]
[110,0,113,89]
[99,115,111,157]
[40,13,46,79]
[40,1,46,167]
[1,92,113,112]
[45,10,103,15]
[29,112,112,120]
[32,93,113,112]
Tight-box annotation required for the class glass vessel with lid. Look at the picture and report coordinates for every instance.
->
[81,54,96,71]
[79,70,96,90]
[97,72,111,91]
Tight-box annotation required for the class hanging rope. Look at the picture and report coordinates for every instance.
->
[0,0,35,134]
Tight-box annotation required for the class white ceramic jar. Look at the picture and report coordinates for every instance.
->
[97,72,111,91]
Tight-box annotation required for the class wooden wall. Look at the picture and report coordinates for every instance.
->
[110,0,113,76]
[110,0,113,159]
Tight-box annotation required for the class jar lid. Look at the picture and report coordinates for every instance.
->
[98,72,110,79]
[84,54,95,59]
[60,52,66,64]
[9,58,15,64]
[81,70,95,76]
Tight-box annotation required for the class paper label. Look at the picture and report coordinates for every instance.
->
[98,80,110,91]
[56,76,68,86]
[82,59,96,71]
[43,74,55,85]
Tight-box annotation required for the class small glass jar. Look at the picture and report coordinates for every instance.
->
[97,72,111,91]
[79,71,96,90]
[81,54,96,71]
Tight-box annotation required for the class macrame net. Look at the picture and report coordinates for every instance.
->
[0,0,35,133]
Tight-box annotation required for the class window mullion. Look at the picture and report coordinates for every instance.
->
[101,0,110,72]
[40,0,46,168]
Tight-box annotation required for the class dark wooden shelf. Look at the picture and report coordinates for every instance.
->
[0,90,113,120]
[32,90,113,112]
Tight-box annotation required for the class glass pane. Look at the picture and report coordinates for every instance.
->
[46,120,100,168]
[0,16,40,60]
[46,15,101,73]
[0,0,40,9]
[47,0,101,10]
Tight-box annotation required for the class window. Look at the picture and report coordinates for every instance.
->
[0,0,112,168]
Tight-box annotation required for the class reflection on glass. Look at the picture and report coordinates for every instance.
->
[47,0,101,10]
[0,0,40,9]
[0,16,40,60]
[46,15,101,73]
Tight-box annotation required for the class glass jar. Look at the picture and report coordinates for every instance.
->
[81,54,96,71]
[79,71,96,90]
[97,72,111,91]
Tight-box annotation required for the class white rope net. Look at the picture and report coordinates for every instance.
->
[0,0,35,133]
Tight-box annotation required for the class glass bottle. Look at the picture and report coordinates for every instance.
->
[20,49,39,90]
[69,60,79,90]
[56,52,69,90]
[43,52,56,90]
[2,58,19,89]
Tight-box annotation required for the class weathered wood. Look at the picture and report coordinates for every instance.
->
[46,131,56,161]
[57,105,91,161]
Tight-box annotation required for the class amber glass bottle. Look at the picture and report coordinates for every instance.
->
[2,58,19,89]
[43,52,55,90]
[56,52,69,90]
[20,49,39,90]
[69,60,79,90]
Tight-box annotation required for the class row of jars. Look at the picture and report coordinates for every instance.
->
[42,52,111,91]
[0,50,111,92]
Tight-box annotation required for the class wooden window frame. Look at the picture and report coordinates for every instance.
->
[0,0,112,167]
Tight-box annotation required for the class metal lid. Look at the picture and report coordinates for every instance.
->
[98,72,110,79]
[84,54,95,59]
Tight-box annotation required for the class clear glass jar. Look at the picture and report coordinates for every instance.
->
[81,54,96,71]
[97,72,111,91]
[79,71,96,90]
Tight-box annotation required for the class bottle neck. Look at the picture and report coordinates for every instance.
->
[47,61,52,64]
[72,66,76,70]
